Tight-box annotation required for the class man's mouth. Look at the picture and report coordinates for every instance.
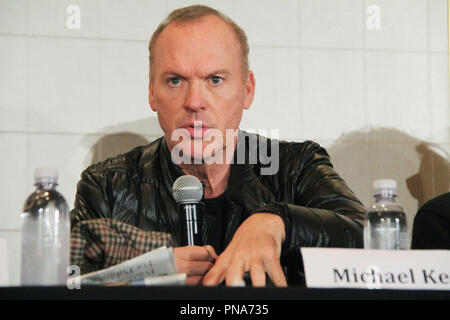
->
[183,121,210,138]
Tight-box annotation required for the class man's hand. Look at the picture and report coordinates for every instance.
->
[174,245,218,285]
[203,213,287,287]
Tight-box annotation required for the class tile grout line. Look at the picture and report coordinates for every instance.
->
[0,33,447,54]
[362,0,369,143]
[297,0,304,140]
[363,0,370,203]
[24,0,31,199]
[426,0,436,197]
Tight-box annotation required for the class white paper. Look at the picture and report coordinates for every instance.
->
[301,248,450,290]
[141,273,186,286]
[0,239,9,286]
[75,246,178,285]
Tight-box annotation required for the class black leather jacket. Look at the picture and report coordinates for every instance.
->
[71,132,366,285]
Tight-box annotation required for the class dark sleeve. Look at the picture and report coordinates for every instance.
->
[411,192,450,250]
[70,169,111,228]
[272,142,366,285]
[229,141,365,248]
[283,141,365,248]
[227,141,365,285]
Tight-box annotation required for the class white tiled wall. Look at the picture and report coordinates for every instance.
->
[365,51,430,139]
[241,46,302,140]
[29,37,101,133]
[235,0,299,47]
[28,0,99,38]
[0,133,27,230]
[0,36,28,132]
[300,49,366,141]
[430,53,450,143]
[364,0,428,51]
[299,0,365,49]
[0,0,448,286]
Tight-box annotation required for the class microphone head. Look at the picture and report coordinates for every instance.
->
[172,175,203,204]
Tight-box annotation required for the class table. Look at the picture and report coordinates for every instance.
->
[1,285,448,318]
[1,285,449,300]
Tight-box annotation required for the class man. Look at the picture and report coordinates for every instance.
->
[411,192,450,250]
[71,5,365,287]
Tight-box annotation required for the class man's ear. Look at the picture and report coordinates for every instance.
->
[148,80,157,112]
[243,70,255,110]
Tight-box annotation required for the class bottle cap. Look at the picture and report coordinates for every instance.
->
[34,167,58,185]
[374,179,397,191]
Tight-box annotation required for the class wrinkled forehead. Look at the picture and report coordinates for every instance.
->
[152,15,243,77]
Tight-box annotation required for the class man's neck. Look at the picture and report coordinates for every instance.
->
[179,162,231,199]
[167,132,238,199]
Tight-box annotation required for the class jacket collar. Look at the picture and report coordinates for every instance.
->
[158,137,185,196]
[141,130,260,199]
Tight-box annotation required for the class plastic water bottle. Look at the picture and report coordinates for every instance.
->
[20,168,70,285]
[364,179,408,250]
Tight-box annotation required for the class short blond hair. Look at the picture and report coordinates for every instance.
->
[148,5,249,82]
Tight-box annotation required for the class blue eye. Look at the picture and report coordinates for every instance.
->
[168,77,181,86]
[210,76,223,85]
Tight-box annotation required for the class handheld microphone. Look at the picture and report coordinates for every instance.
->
[172,175,204,246]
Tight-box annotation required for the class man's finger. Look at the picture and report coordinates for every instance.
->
[188,245,217,261]
[204,245,218,261]
[175,245,217,261]
[224,259,246,287]
[182,260,214,276]
[203,259,226,286]
[250,262,266,287]
[265,259,288,287]
[185,275,203,286]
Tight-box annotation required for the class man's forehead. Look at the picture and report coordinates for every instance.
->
[163,14,235,37]
[158,56,230,79]
[162,68,230,78]
[152,15,241,75]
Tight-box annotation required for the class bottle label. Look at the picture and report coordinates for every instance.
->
[364,210,408,250]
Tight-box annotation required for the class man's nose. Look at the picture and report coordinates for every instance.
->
[184,80,207,112]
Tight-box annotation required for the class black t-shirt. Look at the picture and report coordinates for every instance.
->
[201,191,228,255]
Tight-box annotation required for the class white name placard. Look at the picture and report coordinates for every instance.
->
[0,239,9,286]
[301,248,450,290]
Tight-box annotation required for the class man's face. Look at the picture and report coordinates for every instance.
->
[148,15,255,162]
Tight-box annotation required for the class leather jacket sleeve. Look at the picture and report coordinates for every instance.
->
[227,140,365,284]
[231,140,365,248]
[71,168,111,227]
[282,141,366,248]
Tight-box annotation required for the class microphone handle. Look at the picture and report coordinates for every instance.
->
[182,203,202,246]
